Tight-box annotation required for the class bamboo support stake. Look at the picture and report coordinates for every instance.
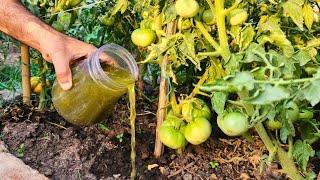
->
[20,44,31,105]
[154,21,177,158]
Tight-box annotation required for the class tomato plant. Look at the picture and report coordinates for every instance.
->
[17,0,320,178]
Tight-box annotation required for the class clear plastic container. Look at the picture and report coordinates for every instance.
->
[51,44,139,126]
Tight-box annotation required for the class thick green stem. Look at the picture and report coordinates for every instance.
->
[255,122,276,152]
[255,123,304,180]
[214,0,231,60]
[277,147,304,180]
[239,91,304,180]
[195,20,220,52]
[198,51,220,57]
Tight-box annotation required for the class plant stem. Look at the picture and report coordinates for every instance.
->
[224,0,242,14]
[254,77,317,85]
[214,0,231,60]
[188,68,209,98]
[277,147,304,180]
[198,51,220,57]
[195,20,221,52]
[255,122,304,180]
[240,90,304,180]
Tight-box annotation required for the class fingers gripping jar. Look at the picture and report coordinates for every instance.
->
[52,44,139,126]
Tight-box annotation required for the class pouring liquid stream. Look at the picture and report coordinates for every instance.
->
[103,65,137,179]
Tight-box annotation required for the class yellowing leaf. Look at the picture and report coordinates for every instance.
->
[257,15,280,34]
[240,25,255,51]
[111,0,128,15]
[303,3,314,30]
[283,0,304,30]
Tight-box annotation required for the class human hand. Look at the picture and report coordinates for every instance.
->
[40,35,114,90]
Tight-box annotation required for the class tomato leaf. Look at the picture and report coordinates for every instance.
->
[164,5,177,24]
[293,140,315,173]
[111,0,128,15]
[293,50,311,66]
[279,105,295,143]
[247,85,290,105]
[179,32,199,69]
[243,43,265,63]
[240,25,255,51]
[301,78,320,106]
[224,54,241,74]
[229,71,255,91]
[211,92,227,116]
[283,0,304,30]
[144,35,179,63]
[302,3,314,30]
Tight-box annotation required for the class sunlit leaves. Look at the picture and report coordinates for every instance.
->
[111,0,128,15]
[283,0,304,30]
[247,85,290,105]
[302,3,314,30]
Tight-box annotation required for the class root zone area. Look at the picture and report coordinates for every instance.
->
[0,97,316,179]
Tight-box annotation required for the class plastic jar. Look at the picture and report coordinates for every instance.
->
[51,44,139,126]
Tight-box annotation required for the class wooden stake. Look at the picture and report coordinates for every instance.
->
[154,21,177,158]
[20,44,31,105]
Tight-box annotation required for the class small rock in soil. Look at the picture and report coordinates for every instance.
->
[182,173,193,180]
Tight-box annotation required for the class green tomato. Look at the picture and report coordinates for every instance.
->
[266,119,282,131]
[228,9,248,26]
[177,17,192,30]
[131,28,156,47]
[159,115,187,149]
[299,109,314,120]
[218,112,249,136]
[181,98,211,122]
[100,15,115,26]
[305,66,318,75]
[202,9,215,25]
[184,117,212,145]
[175,0,200,18]
[285,101,299,122]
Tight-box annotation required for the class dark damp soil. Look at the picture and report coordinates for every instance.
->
[0,97,318,180]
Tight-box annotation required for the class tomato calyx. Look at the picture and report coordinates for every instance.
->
[181,98,211,122]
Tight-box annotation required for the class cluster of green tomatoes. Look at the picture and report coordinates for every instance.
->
[159,98,213,149]
[130,0,248,47]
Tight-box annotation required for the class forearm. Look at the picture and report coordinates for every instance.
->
[0,0,62,53]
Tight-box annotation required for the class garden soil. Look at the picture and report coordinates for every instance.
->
[0,96,319,180]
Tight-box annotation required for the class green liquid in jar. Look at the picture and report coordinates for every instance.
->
[52,64,134,126]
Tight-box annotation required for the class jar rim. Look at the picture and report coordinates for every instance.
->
[89,43,139,90]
